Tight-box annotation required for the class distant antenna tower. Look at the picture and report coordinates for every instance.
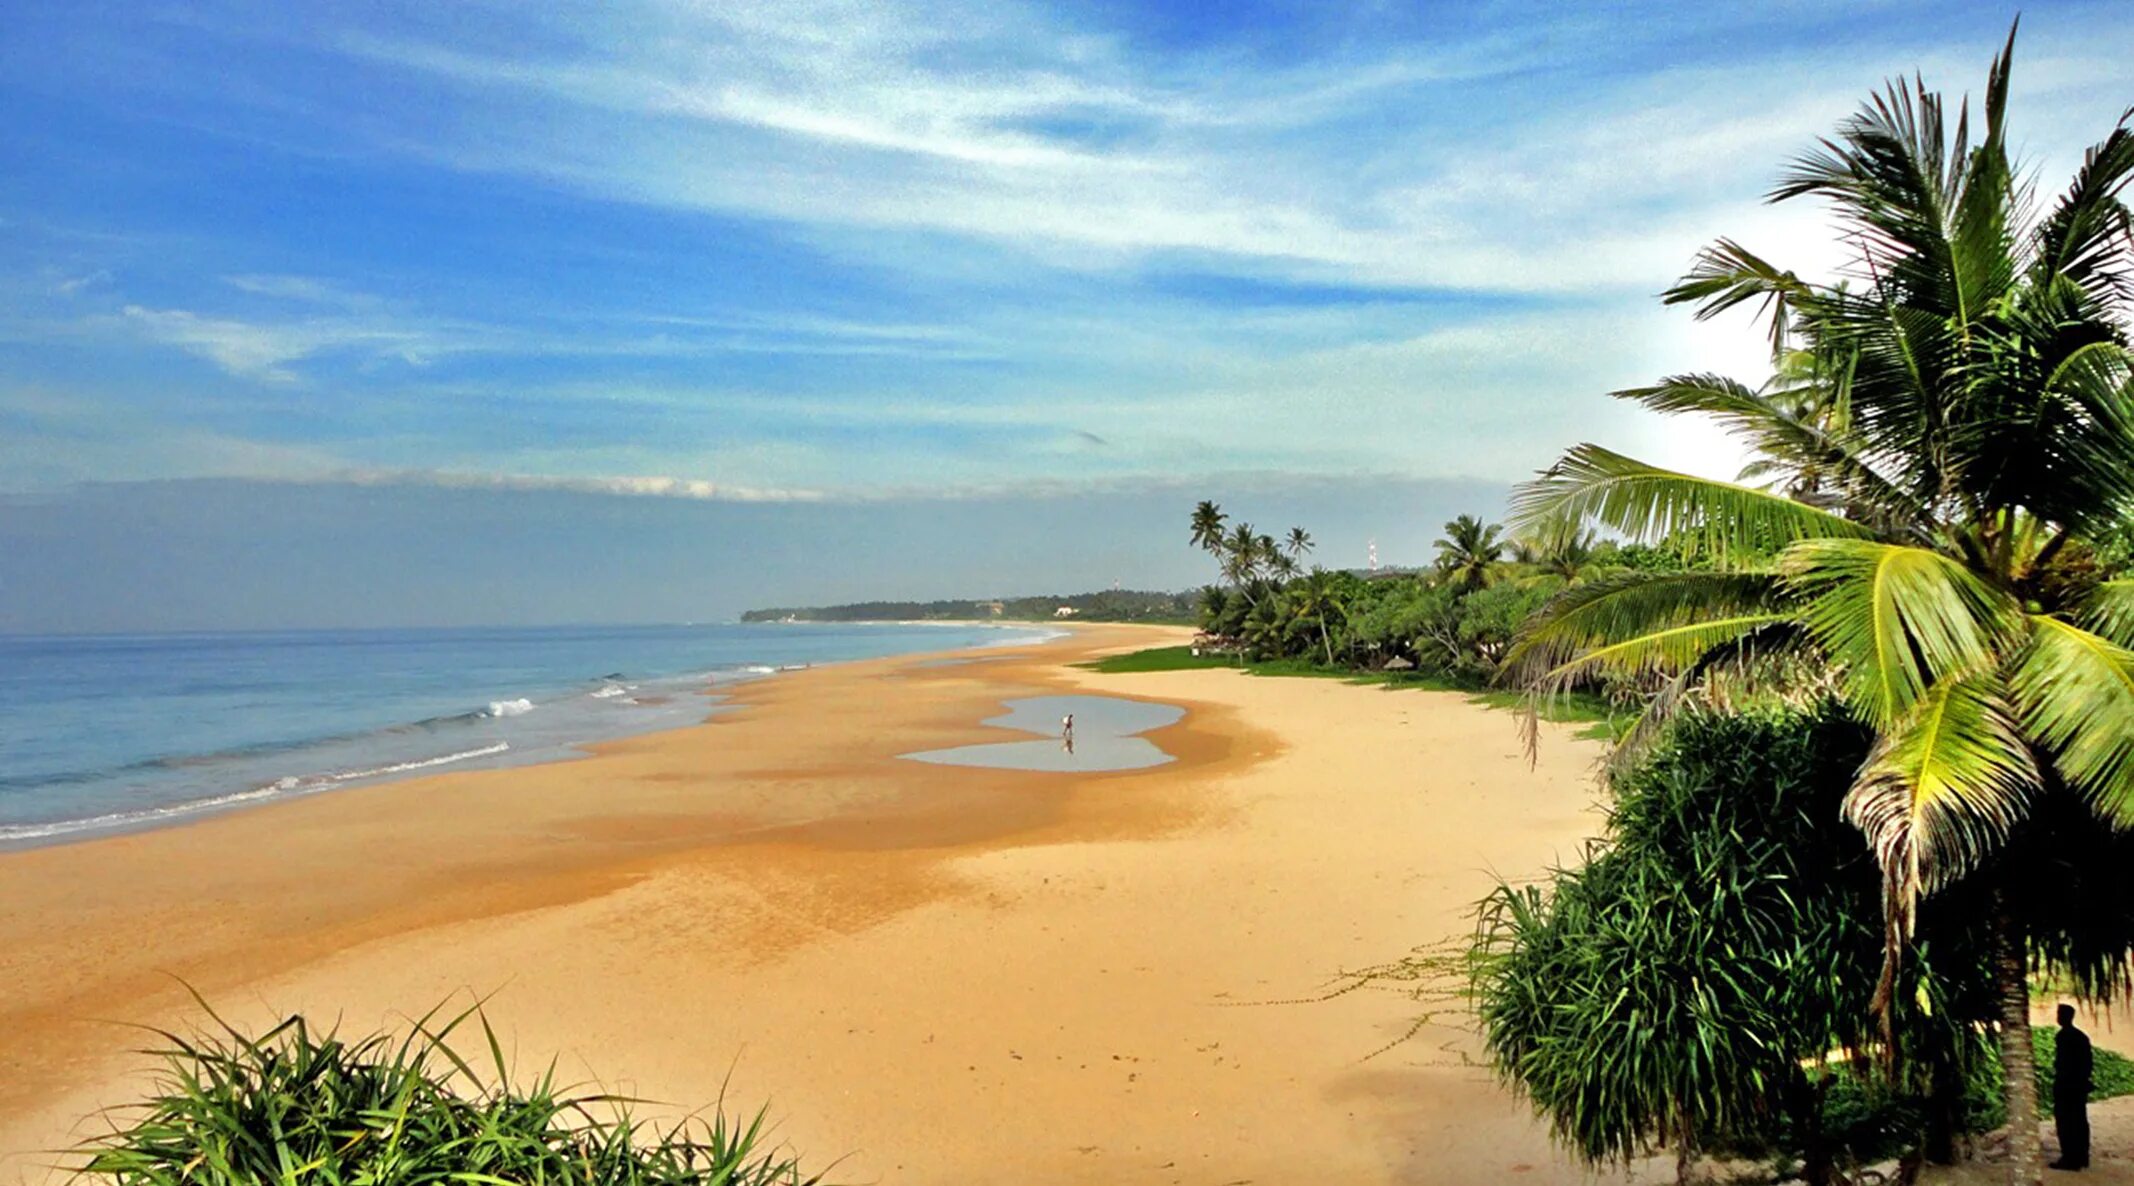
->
[1368,538,1379,572]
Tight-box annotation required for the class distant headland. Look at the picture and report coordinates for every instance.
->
[740,589,1196,624]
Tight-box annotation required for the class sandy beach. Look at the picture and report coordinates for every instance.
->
[1,624,1649,1184]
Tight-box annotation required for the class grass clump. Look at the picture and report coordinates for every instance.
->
[1082,646,1619,738]
[73,999,822,1185]
[1079,645,1233,673]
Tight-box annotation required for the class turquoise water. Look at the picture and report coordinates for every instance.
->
[902,694,1183,772]
[0,622,1050,845]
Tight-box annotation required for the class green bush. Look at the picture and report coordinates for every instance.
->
[75,1002,822,1185]
[1467,706,1995,1181]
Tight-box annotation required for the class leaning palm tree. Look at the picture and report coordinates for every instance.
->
[1435,514,1506,591]
[1190,500,1228,555]
[1507,30,2134,1183]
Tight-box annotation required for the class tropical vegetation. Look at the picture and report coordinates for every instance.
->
[1499,27,2134,1184]
[1184,499,1676,689]
[1471,707,1997,1184]
[75,999,821,1186]
[741,588,1196,623]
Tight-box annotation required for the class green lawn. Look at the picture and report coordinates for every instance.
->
[1079,646,1619,739]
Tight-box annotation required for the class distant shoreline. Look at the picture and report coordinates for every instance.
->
[741,588,1197,626]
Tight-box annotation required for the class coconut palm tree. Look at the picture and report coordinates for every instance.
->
[1285,526,1315,561]
[1435,514,1507,591]
[1190,500,1228,555]
[1515,525,1600,583]
[1289,568,1348,665]
[1506,30,2134,1182]
[1221,522,1269,603]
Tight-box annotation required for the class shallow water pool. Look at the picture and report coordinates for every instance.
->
[901,694,1183,773]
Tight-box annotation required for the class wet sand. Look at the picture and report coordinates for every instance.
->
[0,623,1654,1185]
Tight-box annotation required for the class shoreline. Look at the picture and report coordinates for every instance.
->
[0,622,1630,1185]
[0,620,1063,854]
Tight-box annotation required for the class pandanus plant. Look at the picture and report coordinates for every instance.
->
[1507,27,2134,1183]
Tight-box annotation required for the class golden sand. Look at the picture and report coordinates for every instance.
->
[0,624,1654,1185]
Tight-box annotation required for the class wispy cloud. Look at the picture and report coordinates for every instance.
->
[313,1,2128,294]
[118,305,442,380]
[327,467,829,503]
[52,269,111,296]
[8,0,2130,507]
[222,273,381,307]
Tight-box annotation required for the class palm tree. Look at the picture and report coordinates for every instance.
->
[1285,526,1315,561]
[1289,568,1348,665]
[1221,522,1268,603]
[1435,514,1506,591]
[1506,30,2134,1182]
[1190,500,1228,555]
[1517,525,1599,583]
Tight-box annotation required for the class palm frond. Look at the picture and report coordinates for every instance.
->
[1505,570,1786,684]
[1781,539,2019,729]
[1599,621,1822,775]
[1511,445,1876,563]
[1843,670,2036,1012]
[1614,372,1925,528]
[2018,341,2134,538]
[2009,615,2134,821]
[2028,109,2134,307]
[1661,238,1811,354]
[2082,578,2134,645]
[1525,615,1793,691]
[1942,22,2021,330]
[1774,74,1957,300]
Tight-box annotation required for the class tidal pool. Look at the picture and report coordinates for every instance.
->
[901,694,1184,773]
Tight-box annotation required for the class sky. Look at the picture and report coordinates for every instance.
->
[3,0,2130,630]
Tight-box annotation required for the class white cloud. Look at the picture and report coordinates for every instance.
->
[118,306,445,380]
[20,1,2133,503]
[312,1,2133,296]
[328,468,828,502]
[222,273,380,307]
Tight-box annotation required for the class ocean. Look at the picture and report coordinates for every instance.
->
[0,621,1048,846]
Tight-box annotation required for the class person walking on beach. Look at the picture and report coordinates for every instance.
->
[2053,1003,2094,1171]
[1061,712,1075,753]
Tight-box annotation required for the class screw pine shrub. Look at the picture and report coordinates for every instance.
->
[1467,705,1997,1182]
[74,1000,823,1185]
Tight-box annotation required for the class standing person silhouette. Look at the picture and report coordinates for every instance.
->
[2053,1003,2093,1171]
[1061,712,1075,754]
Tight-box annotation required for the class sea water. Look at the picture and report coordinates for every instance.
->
[902,694,1183,772]
[0,622,1049,846]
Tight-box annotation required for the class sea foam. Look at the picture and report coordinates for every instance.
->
[0,742,513,843]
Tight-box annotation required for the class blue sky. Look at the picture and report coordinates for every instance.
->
[2,1,2130,627]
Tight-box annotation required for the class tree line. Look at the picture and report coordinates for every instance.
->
[741,589,1196,624]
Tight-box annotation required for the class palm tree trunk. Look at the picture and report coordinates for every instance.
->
[1320,620,1335,666]
[1994,889,2042,1186]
